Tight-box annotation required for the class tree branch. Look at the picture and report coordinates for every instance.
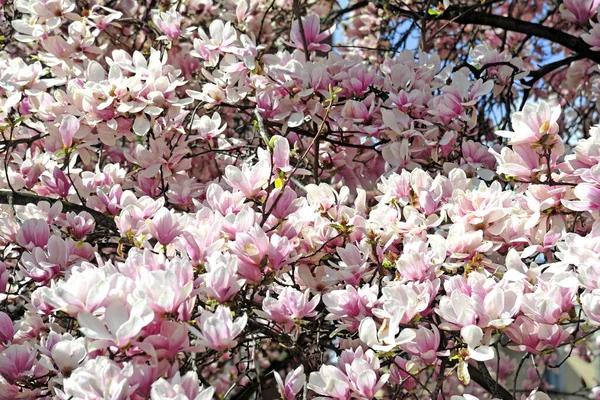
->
[468,363,514,400]
[379,2,600,64]
[0,190,118,234]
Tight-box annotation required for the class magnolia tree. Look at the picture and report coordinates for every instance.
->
[4,0,600,399]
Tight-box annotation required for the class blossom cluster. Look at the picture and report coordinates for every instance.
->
[0,0,600,399]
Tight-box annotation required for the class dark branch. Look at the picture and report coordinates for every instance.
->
[379,2,600,64]
[468,363,514,400]
[0,190,118,234]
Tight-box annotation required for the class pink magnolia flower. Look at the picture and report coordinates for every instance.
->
[59,357,135,400]
[0,312,14,346]
[0,262,8,294]
[134,257,194,315]
[198,252,245,303]
[152,9,184,41]
[39,167,71,198]
[20,236,69,283]
[256,288,320,331]
[460,325,495,362]
[190,112,226,140]
[290,14,335,53]
[271,136,293,174]
[150,372,214,400]
[497,101,561,146]
[35,264,123,316]
[490,144,544,181]
[275,365,305,400]
[308,365,351,400]
[323,284,378,332]
[344,349,389,399]
[143,321,190,360]
[560,0,600,24]
[77,299,154,350]
[582,290,600,325]
[50,337,87,376]
[505,316,571,354]
[477,286,522,329]
[583,21,600,51]
[66,211,95,239]
[145,207,182,246]
[325,243,373,286]
[0,343,37,384]
[436,290,478,330]
[358,316,416,352]
[190,306,247,352]
[399,326,441,364]
[16,219,50,250]
[58,114,79,148]
[224,160,270,198]
[563,183,600,211]
[231,225,270,281]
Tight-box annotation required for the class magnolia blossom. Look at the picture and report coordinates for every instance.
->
[150,372,215,400]
[275,365,305,400]
[59,357,135,400]
[289,14,335,53]
[358,317,416,352]
[2,1,600,399]
[256,288,320,331]
[77,300,154,350]
[307,365,351,400]
[189,306,247,352]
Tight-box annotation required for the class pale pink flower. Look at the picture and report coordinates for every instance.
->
[39,167,71,198]
[190,112,226,140]
[563,183,600,211]
[308,365,351,400]
[323,284,378,332]
[60,357,135,400]
[478,286,522,329]
[497,101,561,146]
[143,321,190,360]
[224,160,270,198]
[437,290,478,330]
[343,348,389,399]
[150,372,215,400]
[152,9,184,41]
[256,288,320,331]
[560,0,600,24]
[359,316,416,352]
[16,219,50,250]
[65,211,95,239]
[0,312,14,346]
[77,299,154,350]
[0,343,37,384]
[20,236,69,283]
[50,337,87,376]
[190,306,247,352]
[583,21,600,50]
[505,316,571,354]
[58,114,79,148]
[325,243,372,286]
[198,252,245,303]
[582,290,600,325]
[290,14,335,53]
[35,264,122,316]
[399,326,440,364]
[145,207,182,245]
[275,365,305,400]
[460,325,495,361]
[231,225,270,281]
[134,257,194,315]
